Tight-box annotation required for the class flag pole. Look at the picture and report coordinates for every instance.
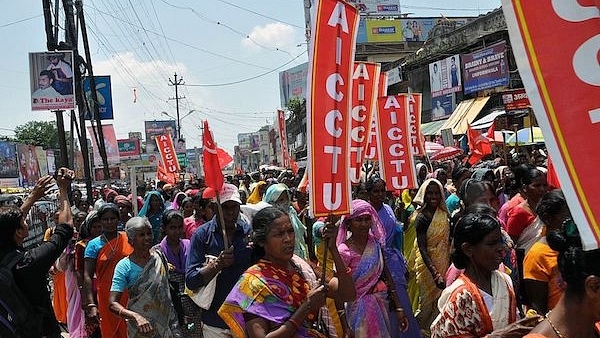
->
[215,194,230,249]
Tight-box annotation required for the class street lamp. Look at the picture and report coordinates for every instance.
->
[161,110,196,140]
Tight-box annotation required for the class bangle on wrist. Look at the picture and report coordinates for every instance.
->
[118,307,125,317]
[395,308,404,312]
[86,303,97,308]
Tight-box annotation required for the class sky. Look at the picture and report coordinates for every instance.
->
[0,0,501,154]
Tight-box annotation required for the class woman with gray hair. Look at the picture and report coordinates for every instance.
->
[108,217,181,338]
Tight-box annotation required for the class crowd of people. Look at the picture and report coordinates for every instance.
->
[2,152,600,338]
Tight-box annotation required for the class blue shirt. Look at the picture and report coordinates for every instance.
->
[110,257,144,292]
[84,236,105,259]
[185,216,253,329]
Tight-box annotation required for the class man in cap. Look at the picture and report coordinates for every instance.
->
[46,53,73,95]
[185,183,253,337]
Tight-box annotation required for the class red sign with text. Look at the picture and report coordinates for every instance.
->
[503,0,600,249]
[376,95,418,190]
[401,93,423,156]
[501,88,531,111]
[349,62,380,183]
[307,0,359,216]
[155,133,180,174]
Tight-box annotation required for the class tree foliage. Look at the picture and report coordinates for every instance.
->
[14,121,58,149]
[286,98,306,125]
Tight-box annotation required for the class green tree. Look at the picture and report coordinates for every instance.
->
[14,121,58,149]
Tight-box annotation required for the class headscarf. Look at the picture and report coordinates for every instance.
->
[80,210,99,240]
[401,189,413,209]
[246,181,266,204]
[337,199,386,247]
[102,188,118,200]
[138,191,164,217]
[472,168,494,182]
[413,178,449,213]
[114,195,132,209]
[170,192,187,211]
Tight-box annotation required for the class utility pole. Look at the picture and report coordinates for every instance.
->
[168,73,185,139]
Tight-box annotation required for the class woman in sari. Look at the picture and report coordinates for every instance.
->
[506,166,547,254]
[138,191,165,245]
[431,206,540,338]
[412,178,451,336]
[367,178,421,338]
[263,183,308,260]
[154,210,202,337]
[218,206,356,338]
[83,203,133,338]
[75,211,102,338]
[338,199,418,337]
[109,217,181,338]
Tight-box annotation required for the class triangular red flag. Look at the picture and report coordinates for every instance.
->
[547,155,561,189]
[203,120,224,192]
[157,160,177,185]
[216,147,233,169]
[485,120,496,141]
[467,124,492,165]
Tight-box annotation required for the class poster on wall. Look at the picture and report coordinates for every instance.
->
[279,62,308,108]
[0,141,18,178]
[431,94,455,121]
[17,144,40,186]
[429,54,462,98]
[462,41,510,94]
[29,51,75,111]
[144,120,177,154]
[87,124,120,165]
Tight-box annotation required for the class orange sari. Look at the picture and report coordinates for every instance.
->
[96,232,133,338]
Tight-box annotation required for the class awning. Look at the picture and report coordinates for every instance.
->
[421,119,449,136]
[439,96,491,135]
[471,110,506,129]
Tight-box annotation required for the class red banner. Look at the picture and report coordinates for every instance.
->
[349,62,380,183]
[155,133,180,173]
[502,0,600,249]
[203,120,224,192]
[401,93,423,156]
[364,72,389,162]
[376,95,418,190]
[307,0,359,216]
[157,161,177,185]
[277,110,290,168]
[501,88,531,111]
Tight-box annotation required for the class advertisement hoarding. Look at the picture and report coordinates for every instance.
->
[279,62,308,108]
[29,51,76,111]
[501,88,531,111]
[0,141,18,178]
[118,139,141,159]
[83,75,114,120]
[87,124,120,165]
[347,0,401,16]
[365,19,402,42]
[144,120,177,154]
[429,54,462,98]
[431,94,455,121]
[462,41,510,94]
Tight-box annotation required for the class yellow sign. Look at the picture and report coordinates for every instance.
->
[365,20,402,43]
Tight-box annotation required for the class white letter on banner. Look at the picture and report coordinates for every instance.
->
[350,146,364,160]
[357,83,365,101]
[389,144,405,157]
[324,146,342,173]
[349,168,361,183]
[390,159,406,172]
[552,0,599,22]
[325,110,343,137]
[391,176,408,189]
[352,63,370,80]
[384,96,401,109]
[327,2,349,33]
[326,74,344,101]
[351,126,366,143]
[388,127,402,141]
[351,105,367,122]
[323,182,342,210]
[573,35,600,87]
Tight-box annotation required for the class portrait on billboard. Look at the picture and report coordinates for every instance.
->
[29,51,76,111]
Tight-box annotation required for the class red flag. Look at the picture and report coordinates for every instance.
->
[157,161,177,185]
[467,124,492,165]
[203,120,224,191]
[485,120,496,141]
[216,147,233,169]
[547,155,561,189]
[290,157,299,175]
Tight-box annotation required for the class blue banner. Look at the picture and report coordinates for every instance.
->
[83,75,114,120]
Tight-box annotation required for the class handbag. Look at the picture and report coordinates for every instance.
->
[185,255,220,310]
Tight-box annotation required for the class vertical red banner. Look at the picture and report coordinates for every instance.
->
[155,133,180,173]
[277,110,290,168]
[401,93,423,156]
[376,95,418,190]
[502,0,600,249]
[203,120,225,192]
[307,0,359,216]
[349,62,380,184]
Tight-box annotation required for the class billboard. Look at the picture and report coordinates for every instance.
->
[83,75,114,120]
[429,54,462,98]
[29,51,75,111]
[365,19,402,42]
[279,62,308,108]
[144,120,177,153]
[501,88,531,112]
[17,144,40,186]
[237,132,260,152]
[0,141,18,178]
[462,41,510,94]
[46,150,56,175]
[431,94,455,121]
[347,0,401,16]
[35,147,48,176]
[118,138,141,159]
[87,124,120,165]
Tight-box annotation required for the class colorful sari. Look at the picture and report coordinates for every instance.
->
[430,271,517,338]
[218,255,329,338]
[404,211,420,313]
[96,232,133,338]
[413,207,450,333]
[127,251,181,338]
[339,236,391,336]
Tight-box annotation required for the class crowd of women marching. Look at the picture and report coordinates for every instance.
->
[24,154,600,338]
